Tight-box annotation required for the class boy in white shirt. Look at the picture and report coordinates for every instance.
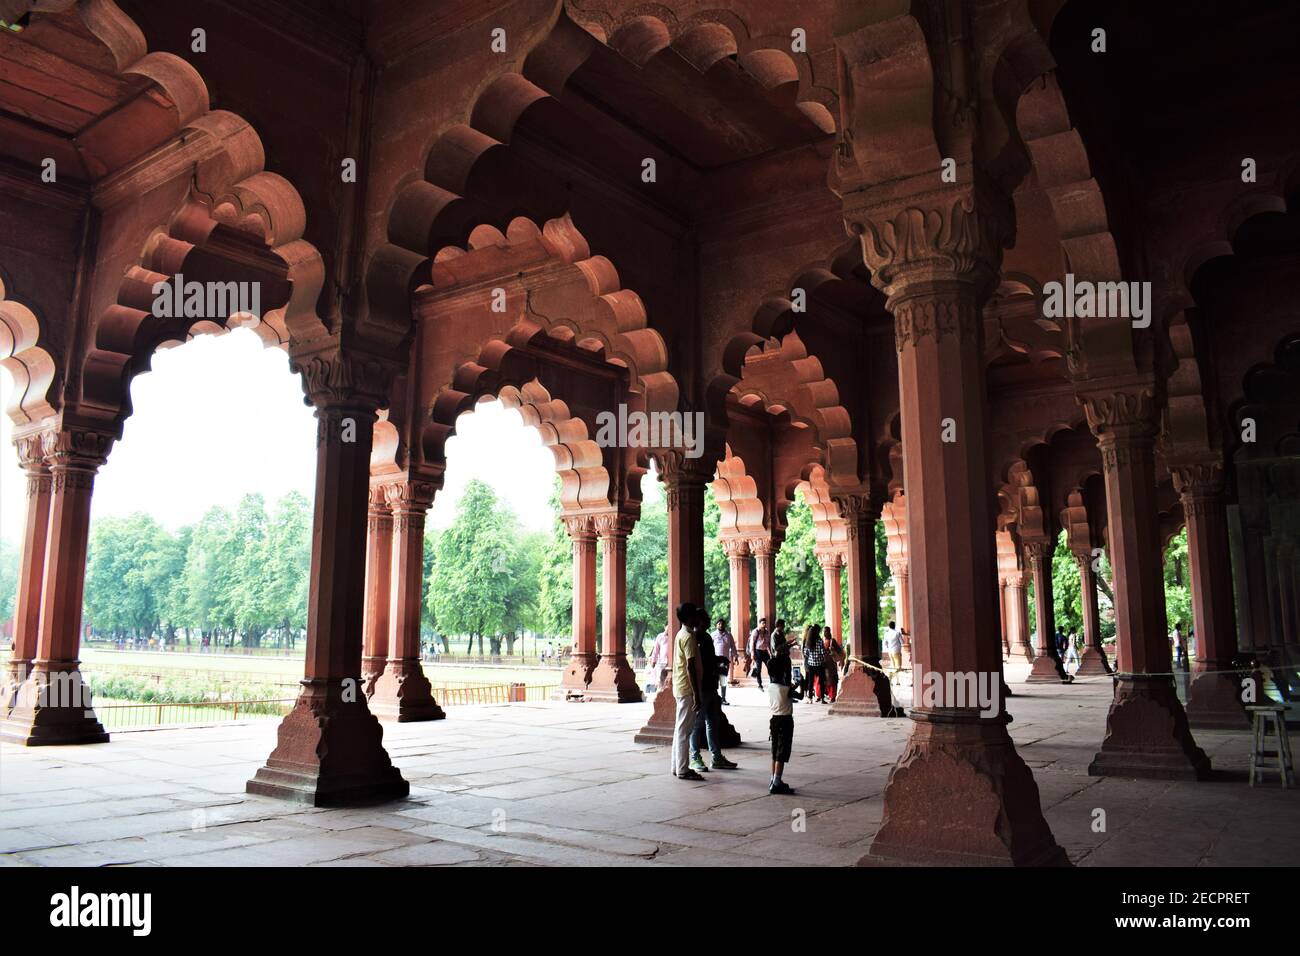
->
[766,635,803,795]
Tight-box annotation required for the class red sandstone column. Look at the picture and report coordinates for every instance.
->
[851,194,1062,866]
[1172,463,1247,728]
[1073,552,1111,676]
[558,515,599,697]
[588,512,643,702]
[1236,462,1275,654]
[1,426,112,745]
[1026,539,1066,682]
[1081,389,1209,779]
[2,434,51,713]
[247,351,407,804]
[372,479,444,721]
[889,558,912,668]
[751,537,777,627]
[998,577,1010,660]
[1005,570,1033,662]
[831,495,894,717]
[818,550,845,645]
[723,538,753,684]
[361,485,393,698]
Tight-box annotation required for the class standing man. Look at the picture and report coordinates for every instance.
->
[647,627,670,693]
[712,618,737,705]
[690,609,739,772]
[882,620,902,674]
[748,617,772,689]
[671,603,705,781]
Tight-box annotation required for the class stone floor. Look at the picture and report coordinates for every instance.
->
[1,662,1296,867]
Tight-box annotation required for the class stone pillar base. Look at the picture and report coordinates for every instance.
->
[1026,655,1068,683]
[828,664,901,717]
[1,659,31,714]
[586,653,644,703]
[861,715,1068,867]
[361,656,386,699]
[1008,642,1034,662]
[1088,676,1211,780]
[1075,647,1112,676]
[1185,668,1251,730]
[370,659,445,722]
[555,652,597,700]
[247,679,408,806]
[713,703,740,748]
[0,665,109,746]
[634,686,676,744]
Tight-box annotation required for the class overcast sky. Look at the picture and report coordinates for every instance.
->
[0,328,582,543]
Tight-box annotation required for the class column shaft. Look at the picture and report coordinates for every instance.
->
[588,513,642,702]
[361,486,393,696]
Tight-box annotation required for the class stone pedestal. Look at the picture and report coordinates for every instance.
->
[634,685,677,745]
[370,658,444,722]
[0,663,108,745]
[1088,676,1211,779]
[862,715,1068,866]
[248,679,408,804]
[829,663,898,717]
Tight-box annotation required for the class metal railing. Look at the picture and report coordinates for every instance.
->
[431,682,556,705]
[93,699,294,730]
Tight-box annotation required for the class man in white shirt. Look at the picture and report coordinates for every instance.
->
[711,618,736,704]
[747,617,772,689]
[882,620,902,673]
[646,628,670,692]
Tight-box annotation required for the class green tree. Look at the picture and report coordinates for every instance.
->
[536,485,573,642]
[1164,527,1193,641]
[428,480,517,656]
[260,490,311,646]
[0,538,19,625]
[626,493,668,659]
[776,492,822,629]
[702,489,729,624]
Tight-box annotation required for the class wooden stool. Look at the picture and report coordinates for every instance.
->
[1247,704,1294,788]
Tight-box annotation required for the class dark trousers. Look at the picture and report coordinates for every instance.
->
[753,650,771,686]
[691,700,721,758]
[804,665,826,700]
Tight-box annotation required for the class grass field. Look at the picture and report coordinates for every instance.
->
[72,647,564,690]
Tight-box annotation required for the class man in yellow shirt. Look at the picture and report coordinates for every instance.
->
[671,602,705,780]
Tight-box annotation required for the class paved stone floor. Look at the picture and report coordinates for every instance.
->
[1,663,1296,866]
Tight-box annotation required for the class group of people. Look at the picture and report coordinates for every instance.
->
[743,617,845,703]
[650,603,800,795]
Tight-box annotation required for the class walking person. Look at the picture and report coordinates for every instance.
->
[1064,630,1080,674]
[882,620,902,674]
[766,631,802,795]
[801,624,828,703]
[690,609,739,773]
[712,618,737,705]
[647,627,670,693]
[670,604,705,781]
[748,617,772,689]
[822,623,843,703]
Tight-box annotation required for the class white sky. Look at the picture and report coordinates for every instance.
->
[0,328,579,541]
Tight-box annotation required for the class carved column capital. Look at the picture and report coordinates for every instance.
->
[816,549,846,572]
[290,346,396,412]
[593,511,636,540]
[563,514,597,544]
[1080,387,1158,440]
[383,479,437,514]
[721,536,750,559]
[887,559,909,580]
[1022,538,1052,565]
[1171,461,1224,516]
[747,537,778,559]
[848,189,1008,300]
[38,426,114,487]
[833,492,881,536]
